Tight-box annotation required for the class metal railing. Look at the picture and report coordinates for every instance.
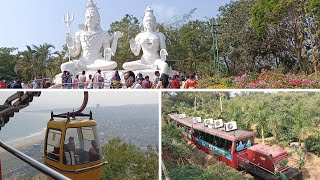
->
[0,140,70,180]
[49,81,123,89]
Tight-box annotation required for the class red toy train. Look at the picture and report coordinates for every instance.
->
[168,113,302,180]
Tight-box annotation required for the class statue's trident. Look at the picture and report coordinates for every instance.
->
[64,11,74,62]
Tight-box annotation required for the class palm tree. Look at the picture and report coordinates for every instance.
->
[15,43,57,80]
[15,45,36,80]
[287,103,312,147]
[247,101,270,144]
[32,43,57,78]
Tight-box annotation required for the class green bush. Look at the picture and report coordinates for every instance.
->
[304,135,320,156]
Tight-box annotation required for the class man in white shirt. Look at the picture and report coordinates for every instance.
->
[152,71,160,88]
[78,71,87,89]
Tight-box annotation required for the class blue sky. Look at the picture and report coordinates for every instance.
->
[0,0,231,52]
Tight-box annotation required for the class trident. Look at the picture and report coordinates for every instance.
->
[64,11,74,62]
[64,11,74,34]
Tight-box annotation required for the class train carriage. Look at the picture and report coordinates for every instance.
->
[168,113,302,180]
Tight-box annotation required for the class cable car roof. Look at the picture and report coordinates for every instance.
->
[169,113,254,141]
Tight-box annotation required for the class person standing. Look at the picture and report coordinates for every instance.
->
[73,75,79,89]
[86,74,93,89]
[141,76,152,89]
[156,73,169,89]
[66,72,73,89]
[171,75,181,89]
[152,71,160,88]
[184,73,197,89]
[78,71,86,89]
[0,77,7,89]
[21,79,28,89]
[92,70,101,89]
[110,70,121,89]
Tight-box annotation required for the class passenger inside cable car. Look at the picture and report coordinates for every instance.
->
[89,140,100,162]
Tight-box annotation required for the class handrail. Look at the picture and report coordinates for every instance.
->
[0,140,70,180]
[49,81,120,89]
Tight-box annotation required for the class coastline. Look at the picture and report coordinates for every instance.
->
[0,130,45,154]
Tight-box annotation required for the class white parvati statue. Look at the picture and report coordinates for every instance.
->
[122,6,170,73]
[61,0,122,73]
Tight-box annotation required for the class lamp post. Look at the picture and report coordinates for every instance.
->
[209,19,220,76]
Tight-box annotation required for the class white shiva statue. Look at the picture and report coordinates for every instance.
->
[61,0,122,74]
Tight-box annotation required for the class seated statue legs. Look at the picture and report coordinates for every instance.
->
[123,60,155,71]
[87,59,117,71]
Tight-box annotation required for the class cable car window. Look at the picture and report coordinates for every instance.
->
[63,126,102,165]
[46,129,61,162]
[82,126,102,162]
[64,128,81,165]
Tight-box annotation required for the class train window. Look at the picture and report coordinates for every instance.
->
[199,131,205,139]
[217,137,225,149]
[203,133,209,142]
[209,134,214,144]
[225,140,232,153]
[213,135,218,146]
[46,129,62,162]
[194,130,200,137]
[64,126,102,165]
[236,136,254,152]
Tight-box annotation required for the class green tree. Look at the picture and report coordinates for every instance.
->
[251,0,320,75]
[15,43,57,80]
[287,103,313,147]
[101,138,158,180]
[0,47,18,80]
[108,14,141,69]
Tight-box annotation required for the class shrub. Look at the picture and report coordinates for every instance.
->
[304,135,320,156]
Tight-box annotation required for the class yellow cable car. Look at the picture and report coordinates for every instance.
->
[43,93,107,179]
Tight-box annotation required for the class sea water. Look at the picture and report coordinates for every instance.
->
[0,104,159,147]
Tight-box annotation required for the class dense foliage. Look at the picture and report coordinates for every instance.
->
[305,136,320,156]
[101,138,158,180]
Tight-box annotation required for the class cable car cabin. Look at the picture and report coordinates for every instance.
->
[168,113,254,169]
[44,111,107,180]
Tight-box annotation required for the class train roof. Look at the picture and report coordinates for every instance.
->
[169,113,254,141]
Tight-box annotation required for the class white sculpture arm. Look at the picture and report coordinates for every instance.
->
[159,32,167,50]
[130,35,142,56]
[159,32,168,61]
[110,31,123,55]
[66,32,81,57]
[160,49,168,62]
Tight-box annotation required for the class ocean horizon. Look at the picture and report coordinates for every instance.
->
[0,104,159,147]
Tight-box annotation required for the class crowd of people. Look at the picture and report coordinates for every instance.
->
[0,76,52,89]
[0,70,198,89]
[61,70,105,89]
[119,70,199,89]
